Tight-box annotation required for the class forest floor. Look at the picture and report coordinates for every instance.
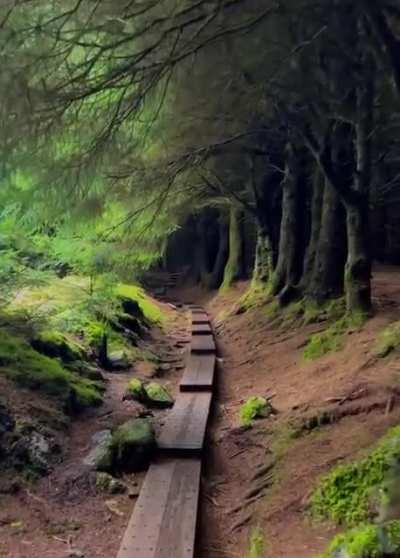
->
[0,301,190,558]
[1,267,400,558]
[188,265,400,557]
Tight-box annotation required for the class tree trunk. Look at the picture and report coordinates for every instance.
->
[221,206,244,290]
[301,166,324,287]
[207,213,229,289]
[252,223,273,286]
[344,200,371,313]
[192,214,210,284]
[307,180,347,302]
[270,142,303,303]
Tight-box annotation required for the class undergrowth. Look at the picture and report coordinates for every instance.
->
[374,321,400,358]
[239,396,271,427]
[247,527,266,558]
[318,521,400,558]
[311,425,400,526]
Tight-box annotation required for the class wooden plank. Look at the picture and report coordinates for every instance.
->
[157,392,213,453]
[192,312,209,325]
[180,354,216,392]
[117,458,201,558]
[192,323,212,335]
[191,334,216,354]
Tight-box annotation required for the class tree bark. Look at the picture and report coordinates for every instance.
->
[252,222,273,286]
[301,166,324,287]
[270,142,303,303]
[307,179,347,302]
[221,206,244,290]
[207,213,229,289]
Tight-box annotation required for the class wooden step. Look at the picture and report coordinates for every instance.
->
[192,323,212,335]
[192,312,209,325]
[180,354,216,392]
[191,334,216,354]
[117,458,201,558]
[157,392,213,453]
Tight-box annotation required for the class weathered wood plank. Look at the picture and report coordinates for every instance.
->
[191,334,216,354]
[192,323,212,335]
[117,458,201,558]
[180,354,216,392]
[157,392,212,453]
[192,312,209,325]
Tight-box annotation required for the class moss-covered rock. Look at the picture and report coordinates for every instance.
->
[318,521,400,558]
[125,379,146,403]
[239,396,272,427]
[108,350,131,371]
[144,382,174,409]
[83,430,113,471]
[110,418,155,472]
[95,472,126,495]
[31,330,85,363]
[311,426,400,526]
[0,329,103,411]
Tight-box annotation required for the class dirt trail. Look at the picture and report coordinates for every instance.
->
[0,303,190,558]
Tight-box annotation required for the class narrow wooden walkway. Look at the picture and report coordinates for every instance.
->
[117,305,216,558]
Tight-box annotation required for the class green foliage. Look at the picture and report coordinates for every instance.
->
[239,396,271,427]
[0,329,102,409]
[304,311,367,361]
[318,521,400,558]
[247,527,266,558]
[116,284,163,325]
[374,322,400,358]
[311,426,400,526]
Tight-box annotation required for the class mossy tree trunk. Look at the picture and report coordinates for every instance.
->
[270,142,304,304]
[252,222,273,286]
[307,179,347,302]
[206,212,229,290]
[221,206,244,290]
[301,166,324,288]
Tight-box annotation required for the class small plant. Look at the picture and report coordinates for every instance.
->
[239,396,271,427]
[311,426,400,526]
[375,321,400,358]
[248,527,266,558]
[318,521,400,558]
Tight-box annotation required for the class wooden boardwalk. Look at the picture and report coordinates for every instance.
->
[117,304,216,557]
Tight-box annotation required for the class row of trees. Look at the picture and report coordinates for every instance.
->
[1,1,400,312]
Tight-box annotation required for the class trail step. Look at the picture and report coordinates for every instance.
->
[191,334,216,354]
[192,323,212,335]
[157,392,213,453]
[192,312,209,325]
[180,354,216,392]
[117,458,201,558]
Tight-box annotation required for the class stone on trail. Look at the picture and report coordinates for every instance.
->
[124,378,146,403]
[111,418,155,472]
[108,351,131,371]
[144,382,174,409]
[83,430,113,471]
[96,472,126,494]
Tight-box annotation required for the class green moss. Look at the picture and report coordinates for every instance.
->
[31,329,85,362]
[116,284,163,325]
[126,378,145,402]
[240,396,271,427]
[247,527,266,558]
[304,311,367,361]
[318,521,400,558]
[144,382,174,408]
[110,418,155,471]
[311,426,400,526]
[0,328,102,409]
[375,321,400,358]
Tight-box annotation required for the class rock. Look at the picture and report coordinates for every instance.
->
[128,483,140,499]
[111,418,155,472]
[123,378,146,403]
[74,362,105,382]
[96,472,126,494]
[0,400,14,438]
[12,431,51,474]
[31,331,84,363]
[108,351,131,371]
[144,382,174,409]
[65,549,85,558]
[83,430,113,472]
[105,499,124,517]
